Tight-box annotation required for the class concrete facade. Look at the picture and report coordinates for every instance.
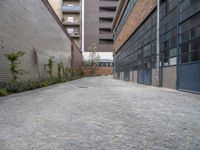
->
[84,0,118,52]
[71,41,83,68]
[162,66,176,89]
[62,0,82,49]
[0,0,72,81]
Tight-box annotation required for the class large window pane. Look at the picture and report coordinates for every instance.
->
[180,42,189,54]
[191,25,200,38]
[181,54,189,63]
[190,51,200,62]
[191,37,200,51]
[181,31,190,43]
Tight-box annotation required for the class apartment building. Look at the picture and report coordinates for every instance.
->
[84,0,119,63]
[112,0,200,94]
[62,0,81,49]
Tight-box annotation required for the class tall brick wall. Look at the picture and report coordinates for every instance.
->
[0,0,72,81]
[83,66,113,76]
[113,0,157,52]
[71,41,83,68]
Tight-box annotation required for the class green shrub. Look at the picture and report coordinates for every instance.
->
[41,80,49,87]
[45,56,55,78]
[0,88,8,96]
[57,63,63,81]
[5,51,26,82]
[0,66,85,94]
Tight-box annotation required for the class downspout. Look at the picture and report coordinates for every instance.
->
[156,0,160,86]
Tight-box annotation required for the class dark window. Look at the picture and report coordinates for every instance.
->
[180,42,189,54]
[180,12,200,64]
[190,51,200,62]
[181,54,189,63]
[99,39,113,44]
[99,28,111,34]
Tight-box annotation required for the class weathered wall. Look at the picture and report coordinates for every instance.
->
[162,66,176,89]
[0,0,72,81]
[71,41,83,68]
[83,67,113,76]
[113,0,157,52]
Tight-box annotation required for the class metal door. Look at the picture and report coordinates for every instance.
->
[178,63,200,94]
[138,69,151,85]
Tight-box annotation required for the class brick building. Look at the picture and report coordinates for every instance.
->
[112,0,200,94]
[83,0,118,64]
[0,0,74,81]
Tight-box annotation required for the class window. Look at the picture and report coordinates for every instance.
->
[99,39,113,44]
[99,18,113,23]
[99,28,111,34]
[67,28,74,34]
[67,17,74,23]
[180,12,200,64]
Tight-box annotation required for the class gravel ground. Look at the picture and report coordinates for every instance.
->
[0,76,200,150]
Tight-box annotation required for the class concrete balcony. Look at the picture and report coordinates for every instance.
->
[68,31,80,38]
[99,33,113,39]
[99,22,112,29]
[99,12,116,18]
[99,1,118,7]
[63,20,80,26]
[62,5,80,14]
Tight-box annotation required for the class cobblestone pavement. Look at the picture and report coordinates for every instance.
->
[0,76,200,150]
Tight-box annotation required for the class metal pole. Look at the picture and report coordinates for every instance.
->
[156,0,160,86]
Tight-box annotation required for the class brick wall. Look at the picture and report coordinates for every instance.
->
[0,0,72,81]
[71,41,83,68]
[83,66,113,76]
[113,0,157,52]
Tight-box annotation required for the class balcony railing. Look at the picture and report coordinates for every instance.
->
[62,5,80,13]
[99,1,118,7]
[68,31,80,38]
[63,20,80,26]
[99,11,116,18]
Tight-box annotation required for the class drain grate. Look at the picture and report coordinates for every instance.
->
[78,86,88,88]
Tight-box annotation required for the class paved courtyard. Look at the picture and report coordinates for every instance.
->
[0,76,200,150]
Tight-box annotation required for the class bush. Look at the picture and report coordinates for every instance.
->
[0,67,85,95]
[0,88,8,96]
[5,51,26,82]
[41,80,49,87]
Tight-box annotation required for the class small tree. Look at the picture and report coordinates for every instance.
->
[57,62,63,81]
[5,51,26,82]
[44,56,55,78]
[86,43,100,75]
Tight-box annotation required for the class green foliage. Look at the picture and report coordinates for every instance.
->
[0,88,8,96]
[85,43,100,75]
[57,62,63,81]
[63,67,71,79]
[45,56,55,78]
[0,61,85,95]
[41,80,49,87]
[5,51,26,82]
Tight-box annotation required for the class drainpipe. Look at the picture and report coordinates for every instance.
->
[156,0,160,87]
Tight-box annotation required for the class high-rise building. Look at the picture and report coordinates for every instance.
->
[83,0,119,62]
[112,0,200,94]
[48,0,82,49]
[62,0,82,49]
